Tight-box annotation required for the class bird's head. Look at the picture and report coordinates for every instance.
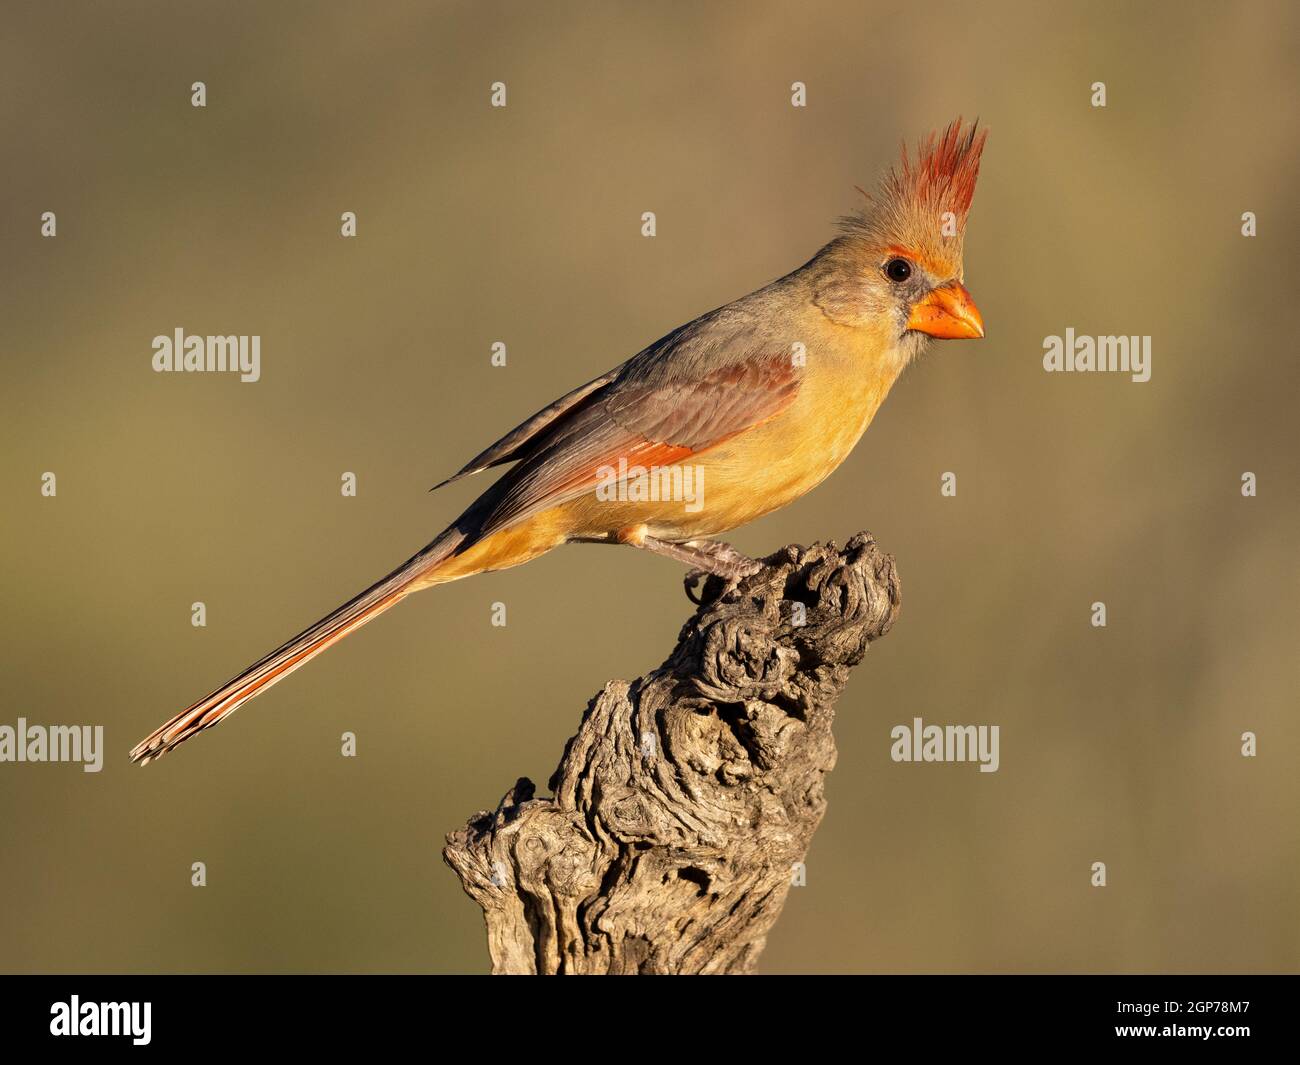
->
[813,119,987,352]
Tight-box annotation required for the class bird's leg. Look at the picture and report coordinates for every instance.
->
[676,537,763,577]
[617,526,762,603]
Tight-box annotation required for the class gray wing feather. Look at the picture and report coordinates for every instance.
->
[429,366,622,491]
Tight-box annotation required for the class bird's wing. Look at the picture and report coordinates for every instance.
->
[473,327,802,536]
[430,366,623,491]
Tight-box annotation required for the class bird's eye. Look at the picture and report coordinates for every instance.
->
[884,258,913,283]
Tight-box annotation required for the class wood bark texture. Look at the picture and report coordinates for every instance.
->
[442,531,901,974]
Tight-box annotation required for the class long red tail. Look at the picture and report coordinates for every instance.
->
[130,531,464,765]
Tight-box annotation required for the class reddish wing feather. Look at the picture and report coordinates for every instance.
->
[477,350,800,535]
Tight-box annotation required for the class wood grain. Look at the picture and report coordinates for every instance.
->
[443,532,901,974]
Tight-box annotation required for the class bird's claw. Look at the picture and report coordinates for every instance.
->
[683,555,762,605]
[684,568,708,605]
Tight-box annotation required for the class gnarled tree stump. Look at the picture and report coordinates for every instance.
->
[442,532,900,974]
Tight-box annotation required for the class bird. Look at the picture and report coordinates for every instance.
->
[131,118,987,765]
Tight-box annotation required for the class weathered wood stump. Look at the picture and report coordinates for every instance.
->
[443,532,901,974]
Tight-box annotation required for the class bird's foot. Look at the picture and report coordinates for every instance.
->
[676,540,763,605]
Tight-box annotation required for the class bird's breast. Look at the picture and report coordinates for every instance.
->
[629,358,898,539]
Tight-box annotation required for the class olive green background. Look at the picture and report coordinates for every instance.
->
[2,0,1296,973]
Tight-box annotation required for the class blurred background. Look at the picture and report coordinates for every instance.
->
[1,0,1296,974]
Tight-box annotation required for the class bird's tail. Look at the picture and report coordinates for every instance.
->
[130,529,471,765]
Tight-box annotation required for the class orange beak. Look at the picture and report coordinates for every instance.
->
[906,282,984,339]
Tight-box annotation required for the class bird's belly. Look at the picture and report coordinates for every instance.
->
[563,371,891,542]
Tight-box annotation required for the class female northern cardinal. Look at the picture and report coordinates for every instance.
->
[132,118,986,764]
